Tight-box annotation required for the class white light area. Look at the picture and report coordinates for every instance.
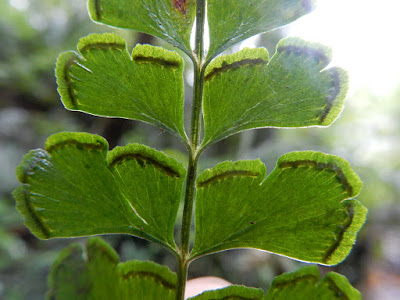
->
[287,0,400,95]
[9,0,29,10]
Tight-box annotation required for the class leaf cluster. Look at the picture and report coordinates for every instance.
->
[12,0,367,299]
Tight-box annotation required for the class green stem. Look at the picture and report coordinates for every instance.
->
[176,1,206,299]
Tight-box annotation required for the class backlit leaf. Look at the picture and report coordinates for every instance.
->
[264,265,361,299]
[202,38,348,147]
[191,151,367,265]
[56,33,186,141]
[207,0,316,60]
[13,132,186,252]
[88,0,195,54]
[47,237,177,300]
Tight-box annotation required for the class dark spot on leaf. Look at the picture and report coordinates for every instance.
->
[136,158,146,168]
[173,0,186,15]
[250,221,254,225]
[109,153,180,178]
[205,58,267,81]
[197,170,260,188]
[132,55,180,68]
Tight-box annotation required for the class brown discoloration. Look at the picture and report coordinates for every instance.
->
[174,0,187,15]
[205,58,267,81]
[197,170,261,188]
[132,55,180,68]
[109,153,181,178]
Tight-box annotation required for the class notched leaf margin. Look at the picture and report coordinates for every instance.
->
[193,152,367,265]
[13,132,186,241]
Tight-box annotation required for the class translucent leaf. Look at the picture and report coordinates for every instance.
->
[47,237,177,300]
[202,38,348,147]
[207,0,316,59]
[88,0,195,54]
[56,33,186,141]
[191,152,367,265]
[264,265,361,299]
[13,132,186,252]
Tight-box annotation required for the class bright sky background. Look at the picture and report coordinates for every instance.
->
[288,0,400,96]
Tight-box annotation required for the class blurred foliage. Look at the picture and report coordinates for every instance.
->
[0,0,399,299]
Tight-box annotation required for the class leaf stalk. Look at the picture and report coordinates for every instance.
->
[176,0,206,299]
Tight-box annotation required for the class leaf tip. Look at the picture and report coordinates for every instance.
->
[320,67,349,125]
[77,33,126,54]
[55,51,80,110]
[44,132,109,154]
[277,37,332,68]
[197,159,266,189]
[87,237,120,265]
[88,0,102,21]
[131,44,183,69]
[205,47,269,82]
[322,200,367,265]
[13,186,51,240]
[278,151,363,198]
[107,143,186,179]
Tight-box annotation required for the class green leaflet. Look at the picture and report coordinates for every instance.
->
[56,33,186,141]
[13,132,186,252]
[263,265,361,299]
[186,266,360,299]
[202,37,348,147]
[189,285,264,300]
[88,0,195,55]
[191,151,367,265]
[47,237,177,300]
[207,0,316,60]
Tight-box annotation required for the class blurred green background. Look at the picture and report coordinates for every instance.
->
[1,1,399,299]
